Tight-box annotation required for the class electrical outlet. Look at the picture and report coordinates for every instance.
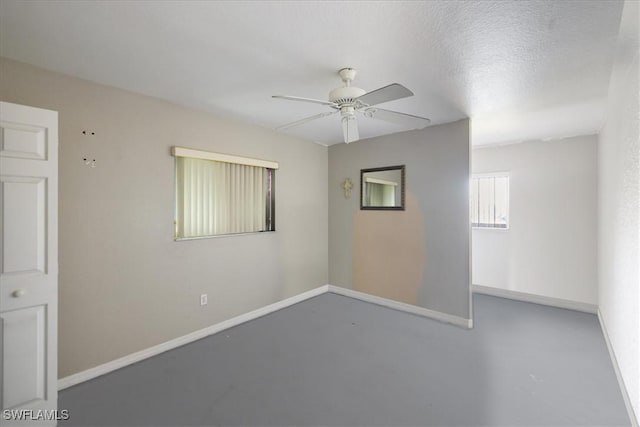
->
[200,294,208,306]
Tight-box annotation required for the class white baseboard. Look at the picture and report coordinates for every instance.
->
[472,284,598,314]
[58,285,329,390]
[59,283,474,390]
[58,282,636,427]
[60,280,633,427]
[327,285,473,329]
[597,310,639,427]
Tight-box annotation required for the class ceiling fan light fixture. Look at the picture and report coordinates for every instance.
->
[340,105,356,117]
[342,115,358,144]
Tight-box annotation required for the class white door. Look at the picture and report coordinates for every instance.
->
[0,102,58,425]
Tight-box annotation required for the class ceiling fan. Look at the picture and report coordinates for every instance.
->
[272,68,430,143]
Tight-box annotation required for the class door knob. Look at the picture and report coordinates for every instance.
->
[12,289,26,298]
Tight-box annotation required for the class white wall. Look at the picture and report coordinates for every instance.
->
[472,136,598,305]
[329,120,471,320]
[0,58,329,378]
[598,0,639,423]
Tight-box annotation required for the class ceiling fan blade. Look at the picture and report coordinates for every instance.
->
[276,111,338,131]
[272,95,337,107]
[356,83,413,107]
[363,108,431,129]
[342,116,359,143]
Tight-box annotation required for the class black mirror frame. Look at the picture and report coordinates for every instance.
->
[360,165,406,211]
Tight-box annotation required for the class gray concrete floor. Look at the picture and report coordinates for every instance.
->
[59,293,630,426]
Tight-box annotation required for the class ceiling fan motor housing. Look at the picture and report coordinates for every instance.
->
[329,86,366,105]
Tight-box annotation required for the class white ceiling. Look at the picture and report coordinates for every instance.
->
[0,1,624,146]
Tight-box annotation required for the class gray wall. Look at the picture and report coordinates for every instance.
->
[0,58,329,378]
[472,136,598,305]
[598,0,639,421]
[328,120,471,319]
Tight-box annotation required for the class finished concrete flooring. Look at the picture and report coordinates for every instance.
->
[60,293,630,426]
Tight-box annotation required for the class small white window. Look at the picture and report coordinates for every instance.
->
[471,173,509,229]
[173,147,278,239]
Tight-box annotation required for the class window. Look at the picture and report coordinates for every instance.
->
[173,147,277,239]
[471,173,509,229]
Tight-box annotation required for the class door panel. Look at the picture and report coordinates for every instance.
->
[1,176,47,275]
[0,122,47,161]
[0,102,57,425]
[1,306,46,409]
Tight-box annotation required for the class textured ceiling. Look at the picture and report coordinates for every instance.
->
[0,1,625,145]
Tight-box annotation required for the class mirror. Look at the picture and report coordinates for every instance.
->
[361,165,405,210]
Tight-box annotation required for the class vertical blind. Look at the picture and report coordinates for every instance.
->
[471,174,509,228]
[176,157,269,237]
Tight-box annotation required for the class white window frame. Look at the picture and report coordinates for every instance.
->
[172,147,279,169]
[471,172,510,230]
[172,146,279,240]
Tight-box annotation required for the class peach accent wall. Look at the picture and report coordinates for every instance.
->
[353,193,425,305]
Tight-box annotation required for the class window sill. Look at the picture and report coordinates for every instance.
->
[472,227,510,231]
[175,230,276,241]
